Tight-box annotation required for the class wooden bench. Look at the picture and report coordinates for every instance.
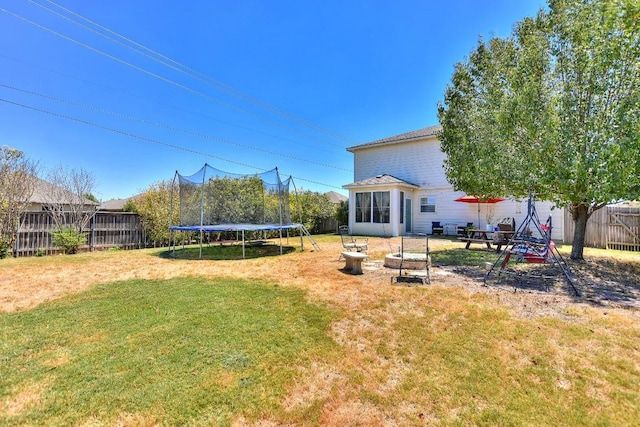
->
[341,251,369,274]
[458,237,492,249]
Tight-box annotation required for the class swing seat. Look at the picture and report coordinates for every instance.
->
[524,253,547,263]
[511,240,555,263]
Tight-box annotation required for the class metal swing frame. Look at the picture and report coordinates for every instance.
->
[484,192,580,296]
[391,233,431,285]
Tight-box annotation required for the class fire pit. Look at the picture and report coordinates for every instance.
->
[384,253,431,269]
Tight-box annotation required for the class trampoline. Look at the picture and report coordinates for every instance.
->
[169,164,311,259]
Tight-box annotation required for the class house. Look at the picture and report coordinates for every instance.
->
[325,191,348,205]
[343,125,564,240]
[15,178,144,256]
[99,197,135,212]
[27,176,98,212]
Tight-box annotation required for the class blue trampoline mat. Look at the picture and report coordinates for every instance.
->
[169,223,303,232]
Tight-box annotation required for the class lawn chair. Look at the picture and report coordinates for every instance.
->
[431,221,444,236]
[339,225,368,253]
[458,222,473,236]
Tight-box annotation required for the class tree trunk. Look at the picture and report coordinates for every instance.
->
[570,203,589,260]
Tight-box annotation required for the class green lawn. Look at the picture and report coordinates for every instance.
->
[2,239,639,426]
[0,277,340,426]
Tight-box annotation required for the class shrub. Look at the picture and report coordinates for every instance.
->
[0,241,12,259]
[51,227,87,254]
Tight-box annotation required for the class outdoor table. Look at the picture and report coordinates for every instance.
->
[492,230,515,252]
[444,223,458,236]
[458,229,493,249]
[340,251,369,274]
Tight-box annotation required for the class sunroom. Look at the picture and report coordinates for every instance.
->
[343,174,419,237]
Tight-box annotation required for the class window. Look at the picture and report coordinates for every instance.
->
[420,197,436,213]
[355,192,371,223]
[399,191,404,224]
[355,191,390,223]
[373,191,390,223]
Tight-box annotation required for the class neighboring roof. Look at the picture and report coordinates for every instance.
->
[29,176,98,206]
[325,191,348,204]
[99,198,130,211]
[346,125,442,152]
[343,174,419,189]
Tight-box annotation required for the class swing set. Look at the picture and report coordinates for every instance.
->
[484,192,580,296]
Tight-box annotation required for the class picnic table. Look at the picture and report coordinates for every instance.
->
[492,230,515,252]
[458,229,493,249]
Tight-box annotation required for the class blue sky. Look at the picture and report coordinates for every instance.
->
[0,0,545,201]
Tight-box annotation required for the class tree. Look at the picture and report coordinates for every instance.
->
[437,0,640,260]
[43,166,98,254]
[0,147,38,258]
[131,180,184,246]
[336,200,349,226]
[291,190,336,234]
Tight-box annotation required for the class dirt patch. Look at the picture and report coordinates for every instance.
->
[1,237,639,318]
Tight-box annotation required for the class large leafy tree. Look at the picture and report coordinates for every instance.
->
[291,189,336,234]
[438,0,640,260]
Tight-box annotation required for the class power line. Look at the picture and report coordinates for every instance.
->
[0,97,347,190]
[0,84,352,172]
[0,53,351,159]
[36,0,358,146]
[1,6,351,152]
[7,0,352,152]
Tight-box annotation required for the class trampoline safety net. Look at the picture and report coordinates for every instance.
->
[170,164,294,230]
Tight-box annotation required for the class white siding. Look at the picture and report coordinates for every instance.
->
[408,193,563,240]
[354,137,449,188]
[349,133,565,241]
[349,186,402,237]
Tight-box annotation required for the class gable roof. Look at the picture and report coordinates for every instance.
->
[29,176,98,206]
[346,125,442,152]
[343,174,419,189]
[99,198,130,211]
[325,191,348,204]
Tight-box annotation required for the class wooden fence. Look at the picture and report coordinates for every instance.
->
[564,206,640,251]
[15,211,146,256]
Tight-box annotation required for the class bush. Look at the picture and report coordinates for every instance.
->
[0,241,12,259]
[51,227,87,254]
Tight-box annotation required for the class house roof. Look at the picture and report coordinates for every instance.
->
[346,125,442,152]
[29,176,98,206]
[99,198,130,211]
[343,174,419,189]
[325,191,348,204]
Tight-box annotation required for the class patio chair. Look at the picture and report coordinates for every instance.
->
[458,222,474,236]
[431,221,444,236]
[339,225,368,252]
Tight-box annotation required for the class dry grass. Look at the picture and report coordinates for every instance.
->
[1,235,639,426]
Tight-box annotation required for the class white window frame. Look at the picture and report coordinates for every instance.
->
[420,197,436,213]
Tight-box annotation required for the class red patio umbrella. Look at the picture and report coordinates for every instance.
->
[454,195,505,228]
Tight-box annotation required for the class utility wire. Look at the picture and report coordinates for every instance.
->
[0,97,347,190]
[0,6,352,151]
[36,0,357,146]
[0,84,352,172]
[0,53,351,159]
